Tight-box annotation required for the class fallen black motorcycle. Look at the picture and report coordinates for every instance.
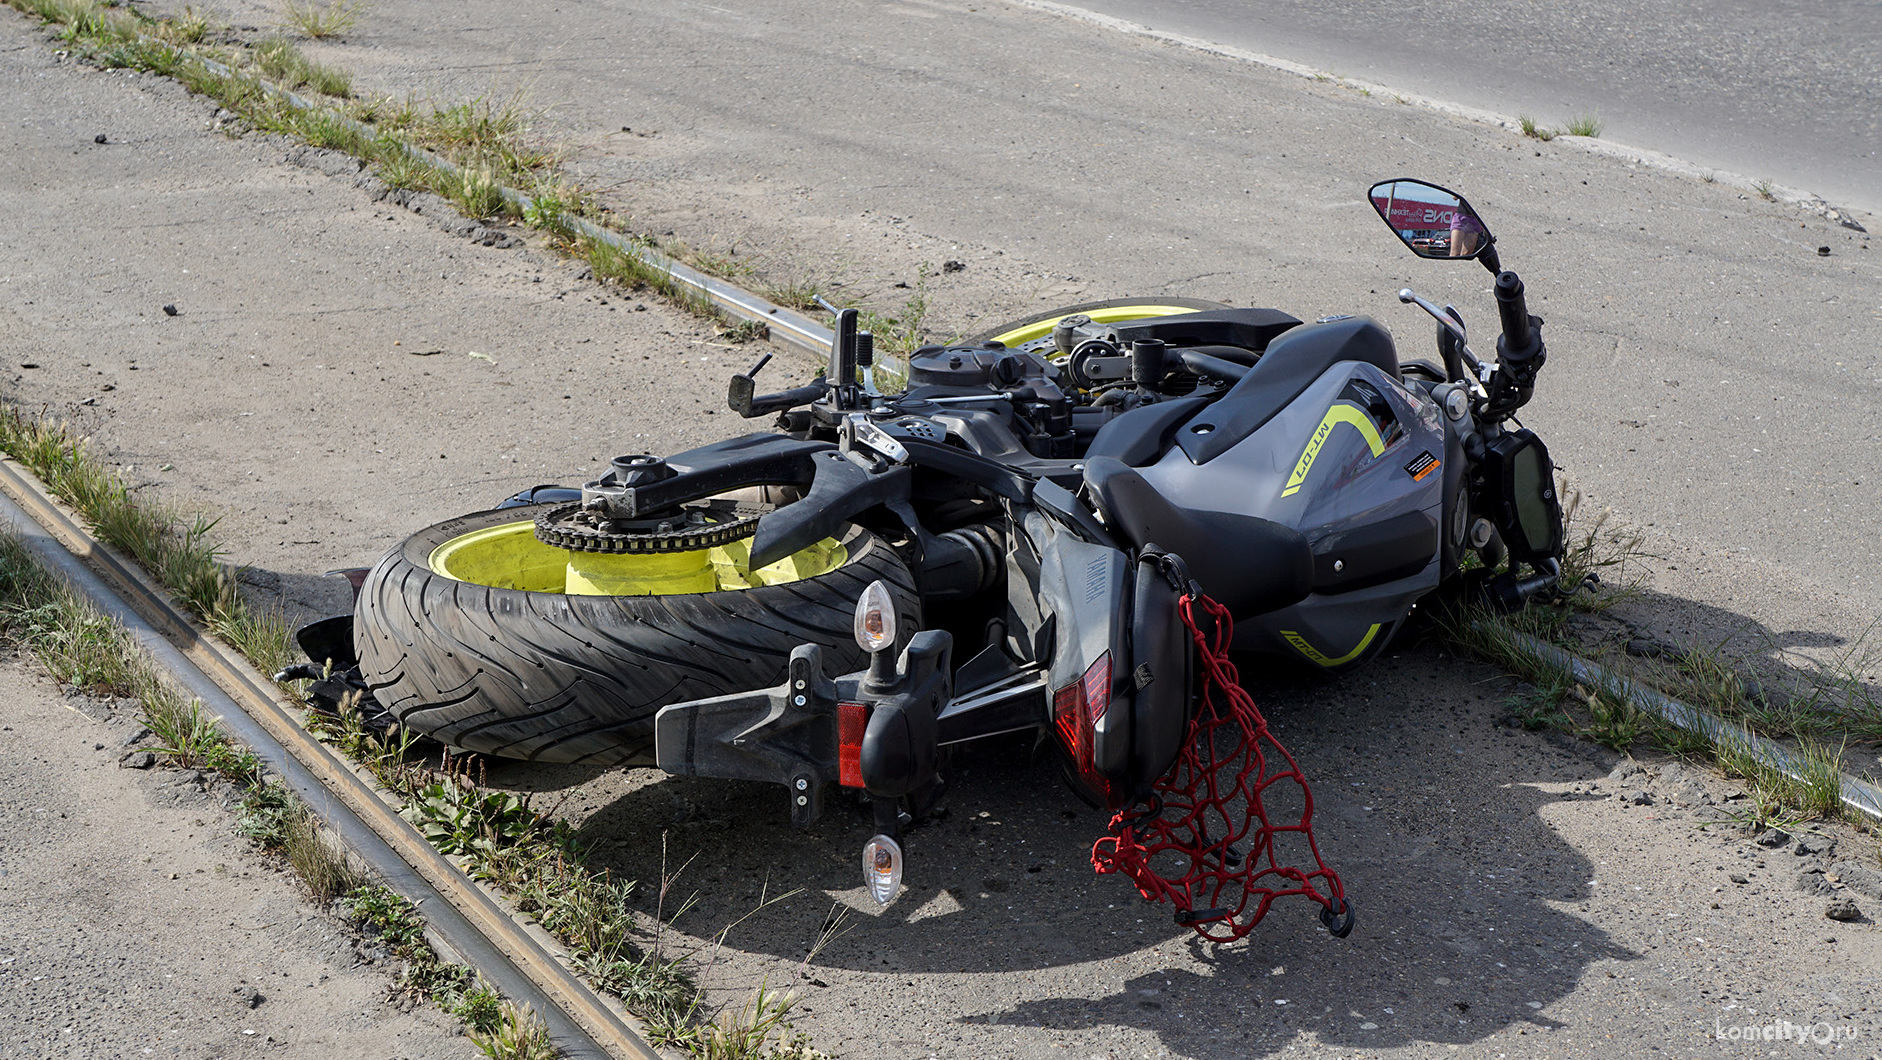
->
[286,180,1566,934]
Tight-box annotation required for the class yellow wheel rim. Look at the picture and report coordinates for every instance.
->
[986,304,1219,350]
[427,518,847,596]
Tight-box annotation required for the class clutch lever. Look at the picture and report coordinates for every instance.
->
[1399,288,1489,393]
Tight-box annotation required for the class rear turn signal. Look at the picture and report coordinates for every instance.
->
[861,833,903,907]
[852,579,897,654]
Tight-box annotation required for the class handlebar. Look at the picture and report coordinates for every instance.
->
[1494,271,1536,359]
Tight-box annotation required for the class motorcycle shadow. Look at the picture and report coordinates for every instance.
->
[231,566,357,630]
[1562,584,1882,728]
[561,648,1639,1057]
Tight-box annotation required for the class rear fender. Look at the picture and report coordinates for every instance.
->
[1127,553,1193,797]
[1028,512,1194,807]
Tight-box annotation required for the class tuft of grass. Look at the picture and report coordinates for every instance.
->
[446,164,509,220]
[1506,678,1573,732]
[1555,486,1649,608]
[654,984,803,1060]
[1753,179,1777,201]
[409,93,555,179]
[755,273,825,313]
[346,884,493,1004]
[285,799,365,899]
[140,688,260,779]
[370,136,435,190]
[583,236,713,318]
[1572,683,1645,751]
[150,4,211,44]
[1564,112,1602,137]
[471,1001,556,1060]
[1518,115,1556,142]
[0,538,139,696]
[255,36,353,98]
[718,319,766,344]
[1713,732,1809,830]
[280,0,362,40]
[574,947,695,1024]
[1797,738,1850,819]
[305,688,424,788]
[452,980,505,1037]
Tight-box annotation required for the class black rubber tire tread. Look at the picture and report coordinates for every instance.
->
[353,509,919,766]
[965,297,1233,345]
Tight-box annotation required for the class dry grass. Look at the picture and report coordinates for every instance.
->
[280,0,362,40]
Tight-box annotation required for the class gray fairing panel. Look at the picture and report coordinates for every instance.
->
[1137,360,1448,667]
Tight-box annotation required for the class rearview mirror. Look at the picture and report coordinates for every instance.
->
[1369,180,1493,261]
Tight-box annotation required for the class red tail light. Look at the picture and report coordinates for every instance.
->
[837,701,867,788]
[1052,653,1113,801]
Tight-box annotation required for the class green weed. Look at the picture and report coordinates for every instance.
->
[140,686,261,780]
[370,137,435,190]
[470,1002,556,1060]
[1573,683,1645,751]
[452,980,506,1036]
[653,983,802,1060]
[1564,112,1602,137]
[236,784,298,847]
[755,273,824,313]
[446,164,510,220]
[400,773,549,858]
[1518,115,1555,141]
[255,36,353,97]
[235,787,359,897]
[150,4,210,44]
[1555,486,1648,607]
[1506,679,1572,732]
[305,689,423,789]
[1753,179,1777,201]
[1797,737,1850,820]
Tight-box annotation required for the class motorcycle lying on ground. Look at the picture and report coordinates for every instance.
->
[285,179,1567,941]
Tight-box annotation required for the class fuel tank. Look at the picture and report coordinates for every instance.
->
[1134,322,1450,669]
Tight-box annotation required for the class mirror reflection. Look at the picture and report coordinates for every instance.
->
[1369,180,1491,259]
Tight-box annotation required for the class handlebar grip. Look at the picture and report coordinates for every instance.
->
[1494,270,1534,358]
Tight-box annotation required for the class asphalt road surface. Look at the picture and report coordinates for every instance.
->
[1053,0,1882,215]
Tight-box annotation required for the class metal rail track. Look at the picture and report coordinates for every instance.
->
[0,456,661,1060]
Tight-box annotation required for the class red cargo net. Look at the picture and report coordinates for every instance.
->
[1092,590,1352,943]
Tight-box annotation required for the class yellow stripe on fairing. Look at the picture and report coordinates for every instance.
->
[1281,403,1386,497]
[1280,624,1382,667]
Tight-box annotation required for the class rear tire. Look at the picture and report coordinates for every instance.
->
[353,510,919,766]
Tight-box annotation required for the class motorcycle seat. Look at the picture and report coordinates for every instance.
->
[1174,316,1400,465]
[1083,456,1313,617]
[1083,395,1211,468]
